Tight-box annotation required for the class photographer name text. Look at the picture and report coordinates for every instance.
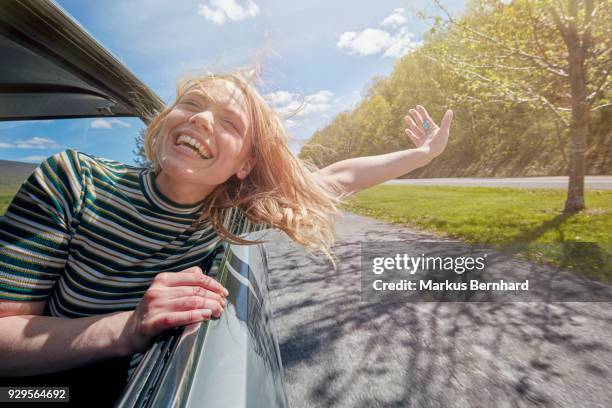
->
[372,279,529,291]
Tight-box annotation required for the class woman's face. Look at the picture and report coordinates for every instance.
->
[155,79,256,188]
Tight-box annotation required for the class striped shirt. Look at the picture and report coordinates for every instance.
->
[0,149,263,317]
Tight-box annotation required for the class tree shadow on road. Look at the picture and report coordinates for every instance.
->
[265,220,612,408]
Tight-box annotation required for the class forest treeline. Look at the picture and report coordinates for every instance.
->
[299,0,611,178]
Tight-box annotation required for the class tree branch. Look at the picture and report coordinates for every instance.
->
[527,1,557,74]
[433,0,569,78]
[548,4,570,48]
[587,67,611,102]
[581,0,594,55]
[592,102,612,111]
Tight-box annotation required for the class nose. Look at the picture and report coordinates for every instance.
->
[190,110,214,134]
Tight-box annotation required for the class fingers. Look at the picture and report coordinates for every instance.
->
[409,108,423,127]
[154,270,229,297]
[151,285,225,303]
[138,285,227,337]
[404,116,421,135]
[133,268,232,349]
[150,309,213,332]
[405,129,421,146]
[405,106,452,135]
[416,105,433,125]
[185,266,203,274]
[440,109,454,132]
[165,296,225,317]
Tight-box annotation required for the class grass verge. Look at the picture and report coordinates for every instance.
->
[0,188,19,215]
[343,185,612,282]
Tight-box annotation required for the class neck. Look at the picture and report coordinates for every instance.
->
[155,171,215,205]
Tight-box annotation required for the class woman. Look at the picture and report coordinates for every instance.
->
[0,71,452,381]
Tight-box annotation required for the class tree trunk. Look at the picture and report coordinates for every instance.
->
[564,93,588,213]
[563,10,589,213]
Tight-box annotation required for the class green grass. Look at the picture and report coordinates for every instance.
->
[0,187,19,215]
[343,185,612,282]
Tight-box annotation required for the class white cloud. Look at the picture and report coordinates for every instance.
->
[381,8,407,27]
[263,89,334,130]
[197,0,259,25]
[90,118,132,129]
[0,137,59,149]
[263,91,293,107]
[284,119,298,129]
[264,89,334,119]
[383,29,417,58]
[20,155,47,163]
[337,7,417,59]
[337,27,416,58]
[306,90,333,105]
[337,29,392,56]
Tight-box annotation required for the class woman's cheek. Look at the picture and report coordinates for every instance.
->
[222,133,245,158]
[165,109,189,127]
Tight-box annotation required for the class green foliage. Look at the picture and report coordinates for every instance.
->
[133,128,152,167]
[300,0,612,178]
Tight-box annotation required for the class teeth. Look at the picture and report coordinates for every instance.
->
[176,134,212,159]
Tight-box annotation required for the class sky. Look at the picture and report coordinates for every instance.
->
[0,0,464,165]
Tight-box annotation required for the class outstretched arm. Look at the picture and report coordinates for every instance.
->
[315,106,453,197]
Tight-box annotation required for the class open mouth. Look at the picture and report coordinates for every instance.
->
[174,134,213,160]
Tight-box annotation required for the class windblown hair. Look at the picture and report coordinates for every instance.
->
[143,69,345,262]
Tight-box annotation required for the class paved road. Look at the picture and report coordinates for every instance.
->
[384,176,612,190]
[265,212,612,408]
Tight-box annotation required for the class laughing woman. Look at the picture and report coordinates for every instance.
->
[0,71,452,381]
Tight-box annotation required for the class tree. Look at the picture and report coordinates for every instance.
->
[299,0,610,191]
[430,0,612,212]
[133,128,152,167]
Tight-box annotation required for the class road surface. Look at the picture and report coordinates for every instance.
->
[266,212,612,408]
[384,176,612,190]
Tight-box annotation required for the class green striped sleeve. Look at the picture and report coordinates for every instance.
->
[0,149,84,301]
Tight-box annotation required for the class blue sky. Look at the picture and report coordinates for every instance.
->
[0,0,463,165]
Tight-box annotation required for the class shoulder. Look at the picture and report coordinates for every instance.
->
[38,148,85,177]
[70,150,140,175]
[35,148,122,179]
[26,149,87,201]
[13,150,89,224]
[32,149,143,197]
[46,149,146,188]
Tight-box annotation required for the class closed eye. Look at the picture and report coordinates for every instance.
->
[182,100,200,109]
[222,118,240,133]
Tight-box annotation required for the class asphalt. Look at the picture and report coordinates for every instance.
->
[383,176,612,190]
[265,212,612,408]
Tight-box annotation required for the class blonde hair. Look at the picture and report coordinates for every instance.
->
[143,69,344,262]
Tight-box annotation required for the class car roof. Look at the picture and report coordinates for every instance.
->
[0,0,164,123]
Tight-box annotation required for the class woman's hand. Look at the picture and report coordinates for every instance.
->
[123,266,229,353]
[404,105,453,159]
